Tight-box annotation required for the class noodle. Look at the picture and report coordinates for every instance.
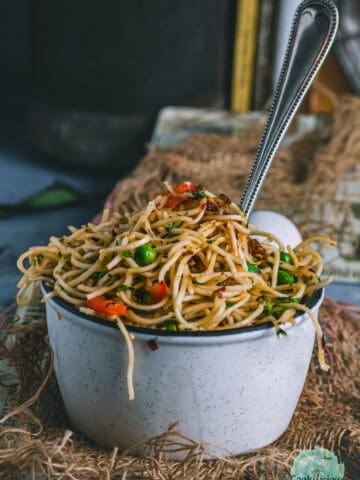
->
[16,182,334,399]
[115,317,135,400]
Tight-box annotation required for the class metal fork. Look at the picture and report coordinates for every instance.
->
[239,0,339,216]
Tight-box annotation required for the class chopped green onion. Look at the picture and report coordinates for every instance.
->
[94,271,106,282]
[122,250,132,258]
[165,223,174,232]
[265,297,301,316]
[274,297,300,304]
[118,285,131,291]
[135,291,151,305]
[247,262,259,273]
[226,302,235,308]
[264,300,273,315]
[197,191,208,198]
[276,297,300,315]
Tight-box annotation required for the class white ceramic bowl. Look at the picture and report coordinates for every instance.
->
[42,284,323,456]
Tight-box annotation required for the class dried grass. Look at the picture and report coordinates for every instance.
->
[105,94,360,242]
[0,299,359,479]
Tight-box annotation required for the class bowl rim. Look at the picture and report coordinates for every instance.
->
[40,282,324,338]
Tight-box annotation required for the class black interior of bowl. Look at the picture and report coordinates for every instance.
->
[41,282,323,337]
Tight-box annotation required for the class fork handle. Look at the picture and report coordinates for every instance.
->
[239,0,338,216]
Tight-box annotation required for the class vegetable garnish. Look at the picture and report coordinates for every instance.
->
[175,181,196,193]
[118,285,132,292]
[165,182,197,209]
[247,262,259,273]
[280,251,293,264]
[86,296,127,316]
[135,289,151,305]
[264,297,300,317]
[150,281,168,303]
[196,191,208,199]
[134,244,157,266]
[226,302,235,309]
[94,271,106,282]
[277,269,296,285]
[163,319,178,331]
[165,195,186,210]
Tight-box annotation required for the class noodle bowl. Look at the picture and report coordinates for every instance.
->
[16,182,334,453]
[41,280,324,455]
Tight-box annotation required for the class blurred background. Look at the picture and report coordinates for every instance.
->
[1,0,356,170]
[0,0,359,307]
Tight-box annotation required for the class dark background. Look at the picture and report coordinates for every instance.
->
[0,1,358,307]
[0,1,236,308]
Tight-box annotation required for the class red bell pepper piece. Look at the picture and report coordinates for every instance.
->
[165,182,196,209]
[86,296,127,316]
[150,281,168,303]
[175,181,196,193]
[165,194,185,209]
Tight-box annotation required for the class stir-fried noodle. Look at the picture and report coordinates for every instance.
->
[17,182,335,398]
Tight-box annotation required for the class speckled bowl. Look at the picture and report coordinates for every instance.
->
[41,284,324,456]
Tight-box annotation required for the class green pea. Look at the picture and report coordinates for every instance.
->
[280,251,292,264]
[247,262,259,273]
[134,244,157,266]
[277,269,296,285]
[163,320,178,331]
